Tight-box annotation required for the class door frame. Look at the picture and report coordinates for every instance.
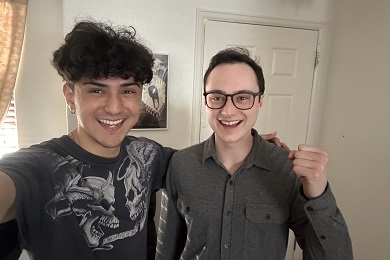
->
[191,9,330,146]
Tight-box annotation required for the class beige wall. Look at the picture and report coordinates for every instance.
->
[321,0,390,259]
[15,0,66,148]
[15,0,390,259]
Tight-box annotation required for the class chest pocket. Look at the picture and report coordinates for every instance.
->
[243,203,290,258]
[177,197,222,258]
[245,203,289,224]
[178,197,222,227]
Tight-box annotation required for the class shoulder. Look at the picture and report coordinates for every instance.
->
[122,136,157,151]
[2,137,65,161]
[254,136,293,171]
[172,142,203,160]
[255,134,289,157]
[263,140,290,159]
[123,136,175,159]
[124,135,162,148]
[168,142,204,171]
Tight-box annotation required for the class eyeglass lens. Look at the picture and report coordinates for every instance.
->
[206,92,257,110]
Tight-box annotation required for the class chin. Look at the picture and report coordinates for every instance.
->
[214,132,239,144]
[99,133,126,146]
[101,140,123,150]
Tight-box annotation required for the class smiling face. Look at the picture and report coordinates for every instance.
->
[205,63,263,147]
[64,77,142,157]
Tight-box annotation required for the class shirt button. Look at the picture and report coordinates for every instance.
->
[306,206,314,212]
[226,211,232,216]
[320,235,326,240]
[224,244,230,248]
[186,206,191,213]
[229,180,233,185]
[265,214,271,220]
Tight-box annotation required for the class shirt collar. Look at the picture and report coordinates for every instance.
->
[202,129,272,171]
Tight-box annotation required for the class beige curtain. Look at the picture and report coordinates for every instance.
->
[0,0,28,125]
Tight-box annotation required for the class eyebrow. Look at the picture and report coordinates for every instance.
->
[82,81,141,88]
[206,89,259,94]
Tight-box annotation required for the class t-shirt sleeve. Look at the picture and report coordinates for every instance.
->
[149,142,176,191]
[0,149,48,243]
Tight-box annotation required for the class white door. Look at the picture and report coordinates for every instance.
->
[200,20,319,259]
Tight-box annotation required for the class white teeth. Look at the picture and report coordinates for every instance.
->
[99,119,124,127]
[221,120,240,126]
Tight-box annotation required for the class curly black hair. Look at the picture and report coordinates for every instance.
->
[52,20,154,85]
[203,47,265,94]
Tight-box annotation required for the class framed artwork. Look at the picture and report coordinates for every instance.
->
[133,54,168,130]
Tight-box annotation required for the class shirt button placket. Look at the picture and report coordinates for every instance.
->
[221,178,234,258]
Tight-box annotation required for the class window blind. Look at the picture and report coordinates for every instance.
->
[2,95,16,129]
[0,94,18,155]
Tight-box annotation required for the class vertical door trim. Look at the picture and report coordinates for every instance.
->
[191,9,329,146]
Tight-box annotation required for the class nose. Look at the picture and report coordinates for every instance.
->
[220,97,236,116]
[105,93,124,114]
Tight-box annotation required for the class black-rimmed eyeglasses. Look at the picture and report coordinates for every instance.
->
[203,91,262,110]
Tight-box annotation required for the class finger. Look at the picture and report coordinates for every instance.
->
[273,137,282,147]
[260,131,277,141]
[298,144,328,156]
[293,165,326,179]
[288,150,297,160]
[292,158,327,179]
[281,142,290,150]
[293,158,327,170]
[292,150,328,165]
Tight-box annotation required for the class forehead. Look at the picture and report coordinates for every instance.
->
[205,63,258,92]
[77,77,140,87]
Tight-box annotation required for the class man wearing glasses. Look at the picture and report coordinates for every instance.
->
[156,47,353,259]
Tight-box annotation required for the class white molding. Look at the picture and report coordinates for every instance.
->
[191,9,329,146]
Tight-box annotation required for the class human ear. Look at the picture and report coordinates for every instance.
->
[259,94,264,108]
[63,84,75,111]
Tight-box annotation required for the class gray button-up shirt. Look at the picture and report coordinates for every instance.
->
[156,130,353,260]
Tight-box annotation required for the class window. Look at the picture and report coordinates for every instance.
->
[0,94,18,157]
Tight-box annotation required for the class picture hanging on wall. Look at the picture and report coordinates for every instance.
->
[133,53,168,130]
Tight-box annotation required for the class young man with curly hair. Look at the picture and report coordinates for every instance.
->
[0,20,175,260]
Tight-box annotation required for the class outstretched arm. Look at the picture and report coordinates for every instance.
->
[0,219,21,259]
[0,171,16,223]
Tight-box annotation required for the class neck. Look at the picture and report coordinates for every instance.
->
[214,133,253,175]
[68,129,120,158]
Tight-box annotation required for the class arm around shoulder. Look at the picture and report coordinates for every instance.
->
[0,171,16,223]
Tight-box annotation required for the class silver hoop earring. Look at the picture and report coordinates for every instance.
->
[70,109,76,114]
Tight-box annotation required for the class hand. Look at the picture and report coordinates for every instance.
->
[260,131,290,150]
[288,144,328,199]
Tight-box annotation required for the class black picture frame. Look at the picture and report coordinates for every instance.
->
[133,54,168,130]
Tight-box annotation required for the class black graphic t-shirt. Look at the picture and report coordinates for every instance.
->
[0,135,175,260]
